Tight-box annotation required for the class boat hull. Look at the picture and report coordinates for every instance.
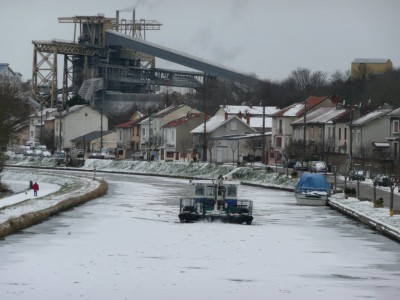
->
[295,193,328,206]
[179,212,253,225]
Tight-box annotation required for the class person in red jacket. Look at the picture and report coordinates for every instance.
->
[32,182,39,196]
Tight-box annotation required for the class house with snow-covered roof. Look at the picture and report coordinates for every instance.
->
[385,108,400,159]
[271,96,337,161]
[115,111,146,158]
[350,103,394,158]
[291,107,351,157]
[214,104,279,132]
[56,105,107,150]
[28,107,58,145]
[191,115,259,163]
[140,104,201,160]
[162,112,204,161]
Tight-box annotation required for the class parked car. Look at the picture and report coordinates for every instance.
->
[32,149,43,157]
[283,159,297,168]
[132,151,145,160]
[23,149,34,156]
[348,170,365,181]
[374,175,390,187]
[294,161,308,171]
[41,150,52,157]
[309,161,327,173]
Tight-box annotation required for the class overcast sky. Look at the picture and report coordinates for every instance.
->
[1,0,399,82]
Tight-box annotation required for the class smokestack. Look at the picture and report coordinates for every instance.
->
[133,9,136,23]
[225,111,228,120]
[116,10,120,31]
[246,114,250,125]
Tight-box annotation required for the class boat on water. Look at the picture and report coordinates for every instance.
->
[294,172,331,206]
[178,176,253,224]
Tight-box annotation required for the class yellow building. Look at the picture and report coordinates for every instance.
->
[351,58,393,79]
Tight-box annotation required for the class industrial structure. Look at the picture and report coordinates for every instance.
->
[31,10,256,113]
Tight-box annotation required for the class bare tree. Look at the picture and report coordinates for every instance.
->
[229,140,238,165]
[0,86,30,174]
[207,140,215,162]
[246,136,263,164]
[290,67,312,90]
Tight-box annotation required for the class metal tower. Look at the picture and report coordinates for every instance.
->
[31,10,162,107]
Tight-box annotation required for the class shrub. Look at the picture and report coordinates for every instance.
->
[374,197,384,208]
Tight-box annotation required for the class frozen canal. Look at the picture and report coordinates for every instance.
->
[0,172,399,299]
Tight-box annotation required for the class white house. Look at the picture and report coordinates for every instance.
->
[191,115,258,163]
[55,105,107,150]
[140,104,201,159]
[350,103,394,158]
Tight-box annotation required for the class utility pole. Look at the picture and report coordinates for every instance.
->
[148,110,152,161]
[303,100,307,161]
[349,103,353,170]
[40,98,43,145]
[262,103,266,165]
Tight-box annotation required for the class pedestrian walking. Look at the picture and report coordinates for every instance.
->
[33,181,39,197]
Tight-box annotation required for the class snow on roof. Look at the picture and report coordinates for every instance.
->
[191,115,226,133]
[291,107,349,125]
[163,113,201,128]
[273,96,331,117]
[352,106,393,126]
[248,116,273,128]
[153,104,188,118]
[275,103,304,117]
[221,105,279,116]
[29,108,58,118]
[352,58,390,64]
[372,142,389,148]
[387,107,400,116]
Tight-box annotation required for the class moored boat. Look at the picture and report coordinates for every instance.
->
[179,176,253,224]
[294,172,331,206]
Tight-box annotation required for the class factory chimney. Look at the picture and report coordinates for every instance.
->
[116,10,119,31]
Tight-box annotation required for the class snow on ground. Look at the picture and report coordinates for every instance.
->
[0,180,60,209]
[0,170,100,224]
[2,152,400,238]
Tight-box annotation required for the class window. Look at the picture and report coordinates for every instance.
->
[195,185,204,196]
[344,128,347,139]
[393,120,400,133]
[339,128,342,140]
[226,186,237,197]
[278,119,283,133]
[276,137,282,147]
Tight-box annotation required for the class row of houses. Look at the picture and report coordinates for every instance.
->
[271,96,400,164]
[12,95,400,165]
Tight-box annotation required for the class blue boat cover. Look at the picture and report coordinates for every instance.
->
[295,173,331,193]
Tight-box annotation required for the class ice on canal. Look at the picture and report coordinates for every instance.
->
[0,175,399,300]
